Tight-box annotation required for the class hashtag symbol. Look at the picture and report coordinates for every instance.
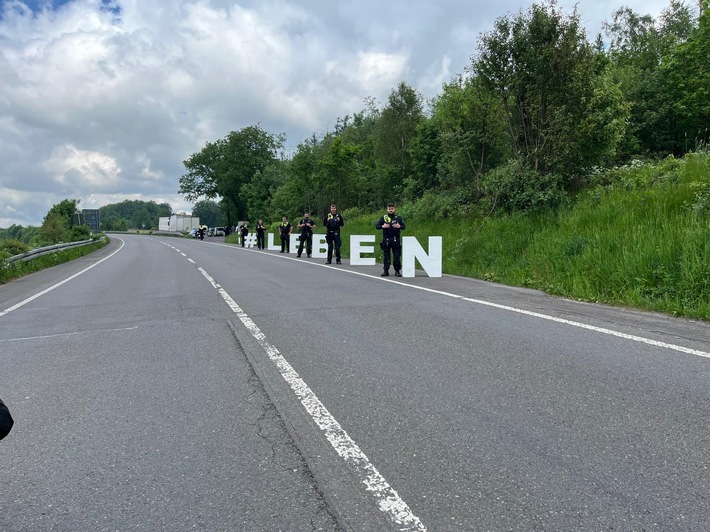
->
[245,232,257,248]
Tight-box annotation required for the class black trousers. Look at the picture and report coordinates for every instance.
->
[256,232,265,249]
[298,234,312,256]
[382,240,401,271]
[280,235,290,252]
[326,232,341,261]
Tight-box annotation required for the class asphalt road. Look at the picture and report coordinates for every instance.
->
[1,234,709,531]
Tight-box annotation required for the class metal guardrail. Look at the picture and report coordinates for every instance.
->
[5,239,96,264]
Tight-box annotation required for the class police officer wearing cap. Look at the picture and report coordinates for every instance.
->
[323,204,344,264]
[375,203,405,276]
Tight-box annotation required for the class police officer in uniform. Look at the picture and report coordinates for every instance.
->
[240,223,249,247]
[375,203,405,276]
[323,204,344,264]
[255,219,266,250]
[297,212,316,257]
[279,216,292,253]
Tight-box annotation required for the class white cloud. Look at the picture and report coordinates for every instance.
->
[43,144,121,189]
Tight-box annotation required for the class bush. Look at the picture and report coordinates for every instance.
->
[685,178,710,216]
[407,188,477,220]
[0,239,31,256]
[70,224,92,241]
[481,160,567,213]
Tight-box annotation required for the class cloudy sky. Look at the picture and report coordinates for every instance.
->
[1,0,673,227]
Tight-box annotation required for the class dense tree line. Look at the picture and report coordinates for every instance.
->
[99,200,172,231]
[0,224,39,244]
[179,1,709,223]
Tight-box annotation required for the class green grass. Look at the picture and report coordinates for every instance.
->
[0,237,109,285]
[343,153,710,320]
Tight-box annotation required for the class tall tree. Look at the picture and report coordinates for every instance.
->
[603,1,696,156]
[280,136,320,215]
[317,136,360,210]
[191,199,223,227]
[475,1,627,178]
[179,125,285,221]
[39,199,80,244]
[428,74,509,192]
[373,82,424,203]
[657,0,710,152]
[242,162,287,223]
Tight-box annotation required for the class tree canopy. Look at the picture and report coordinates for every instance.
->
[171,1,706,219]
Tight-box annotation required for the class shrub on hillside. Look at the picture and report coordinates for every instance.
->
[407,189,476,220]
[70,224,92,241]
[481,161,567,213]
[0,239,30,256]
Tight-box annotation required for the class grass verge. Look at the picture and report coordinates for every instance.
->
[0,237,110,285]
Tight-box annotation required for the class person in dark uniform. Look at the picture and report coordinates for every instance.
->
[297,212,316,258]
[279,216,292,253]
[255,219,266,250]
[240,223,249,247]
[323,204,344,264]
[375,203,405,277]
[0,398,13,441]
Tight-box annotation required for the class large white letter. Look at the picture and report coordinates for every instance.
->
[402,236,442,277]
[312,235,327,258]
[290,234,300,254]
[350,235,376,266]
[267,233,280,251]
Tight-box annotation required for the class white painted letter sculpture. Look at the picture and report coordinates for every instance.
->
[244,233,442,278]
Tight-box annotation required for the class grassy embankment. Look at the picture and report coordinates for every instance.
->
[316,153,710,321]
[0,237,109,285]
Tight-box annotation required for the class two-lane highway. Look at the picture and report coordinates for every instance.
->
[0,236,338,532]
[2,234,709,531]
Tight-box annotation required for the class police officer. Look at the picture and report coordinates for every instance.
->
[297,212,316,257]
[279,216,292,253]
[255,219,266,250]
[240,223,249,247]
[375,203,405,277]
[323,204,344,264]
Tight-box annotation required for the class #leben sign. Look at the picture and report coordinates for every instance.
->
[254,233,443,278]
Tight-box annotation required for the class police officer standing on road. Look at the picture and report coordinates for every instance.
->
[279,216,292,253]
[323,204,344,264]
[256,219,266,250]
[376,203,405,277]
[297,212,316,258]
[240,223,249,247]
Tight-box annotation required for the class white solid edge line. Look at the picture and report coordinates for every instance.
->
[0,238,126,318]
[206,242,710,359]
[197,266,427,532]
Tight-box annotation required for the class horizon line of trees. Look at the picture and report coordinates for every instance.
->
[179,0,709,225]
[1,199,177,245]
